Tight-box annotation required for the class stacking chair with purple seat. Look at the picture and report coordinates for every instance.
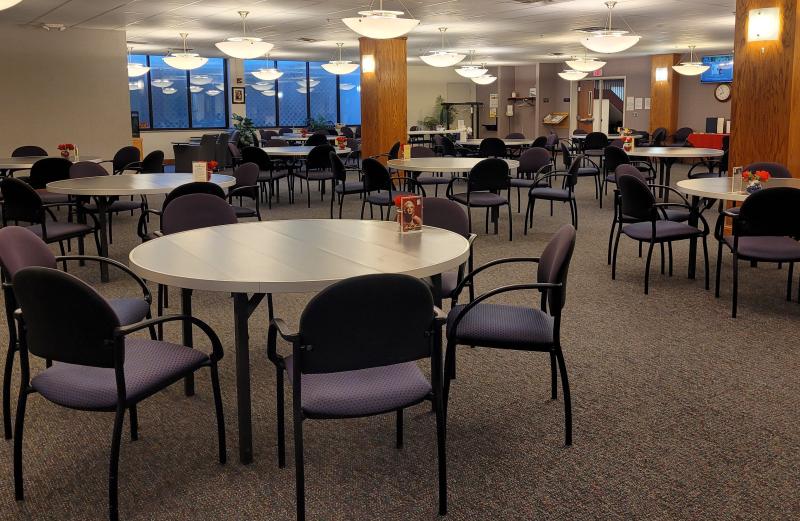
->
[267,273,447,521]
[478,137,507,158]
[304,133,329,147]
[137,181,227,241]
[11,266,226,521]
[423,197,476,303]
[292,144,336,208]
[100,146,140,175]
[227,162,261,220]
[525,155,581,233]
[5,146,47,177]
[329,151,363,219]
[241,146,289,208]
[411,146,451,197]
[447,158,513,241]
[714,187,800,318]
[560,141,601,199]
[444,224,577,446]
[20,157,73,205]
[601,145,655,208]
[511,147,552,212]
[0,226,154,440]
[612,174,710,294]
[360,157,424,220]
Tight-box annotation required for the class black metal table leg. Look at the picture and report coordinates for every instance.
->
[181,288,195,396]
[663,159,675,202]
[687,195,700,279]
[96,196,110,282]
[232,292,266,464]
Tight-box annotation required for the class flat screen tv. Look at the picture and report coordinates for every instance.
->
[700,54,734,84]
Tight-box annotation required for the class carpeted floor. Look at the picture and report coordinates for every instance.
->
[0,162,798,521]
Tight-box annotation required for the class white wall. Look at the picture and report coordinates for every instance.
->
[0,25,131,160]
[407,66,476,128]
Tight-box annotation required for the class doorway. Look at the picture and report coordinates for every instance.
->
[575,77,626,134]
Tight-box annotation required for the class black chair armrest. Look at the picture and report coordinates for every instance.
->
[647,185,692,206]
[55,255,151,302]
[117,314,224,361]
[137,208,162,239]
[267,318,300,367]
[452,257,541,301]
[228,185,257,198]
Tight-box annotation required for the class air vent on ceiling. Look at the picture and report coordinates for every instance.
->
[297,37,318,43]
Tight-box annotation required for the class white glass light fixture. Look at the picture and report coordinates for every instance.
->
[151,79,173,88]
[214,83,225,90]
[471,74,497,85]
[251,82,274,91]
[127,47,150,78]
[748,7,780,42]
[162,87,177,95]
[342,0,420,39]
[261,90,276,97]
[0,1,23,11]
[654,67,668,82]
[321,43,360,75]
[189,85,204,93]
[297,86,314,94]
[455,50,488,78]
[216,11,273,59]
[566,50,606,72]
[252,54,283,81]
[672,46,710,76]
[164,33,208,70]
[558,69,589,81]
[128,81,144,91]
[340,83,356,91]
[580,1,641,54]
[206,89,221,96]
[419,27,465,67]
[190,75,213,86]
[297,79,320,88]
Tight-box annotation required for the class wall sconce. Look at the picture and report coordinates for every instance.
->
[362,54,376,73]
[748,7,780,42]
[655,67,668,82]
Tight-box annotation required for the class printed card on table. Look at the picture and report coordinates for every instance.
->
[192,161,208,182]
[398,195,423,233]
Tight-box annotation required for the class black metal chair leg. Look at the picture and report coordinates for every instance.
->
[786,263,794,301]
[732,253,739,318]
[395,408,404,449]
[434,390,448,515]
[13,388,28,500]
[715,238,724,298]
[129,405,138,441]
[555,348,572,446]
[702,236,710,291]
[276,366,285,468]
[2,337,14,440]
[611,224,623,280]
[549,351,557,399]
[210,362,227,464]
[109,405,125,521]
[294,413,306,521]
[507,204,513,241]
[644,241,655,294]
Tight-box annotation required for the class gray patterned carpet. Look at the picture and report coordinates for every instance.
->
[0,162,797,521]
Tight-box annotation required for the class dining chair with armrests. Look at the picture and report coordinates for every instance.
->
[410,146,451,197]
[601,145,656,208]
[525,156,581,233]
[422,197,476,303]
[267,273,447,521]
[100,146,141,175]
[22,157,73,205]
[6,146,47,177]
[241,146,289,208]
[447,158,513,241]
[478,137,507,158]
[11,266,226,521]
[293,145,336,209]
[227,162,261,220]
[304,133,329,147]
[560,141,601,199]
[444,224,577,446]
[329,151,363,219]
[136,182,227,241]
[511,147,552,212]
[360,158,425,220]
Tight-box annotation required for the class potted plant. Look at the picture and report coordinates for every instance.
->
[231,113,259,150]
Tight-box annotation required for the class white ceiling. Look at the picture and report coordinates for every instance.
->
[2,0,736,64]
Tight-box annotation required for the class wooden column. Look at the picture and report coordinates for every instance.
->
[730,0,800,177]
[649,54,681,135]
[359,37,407,161]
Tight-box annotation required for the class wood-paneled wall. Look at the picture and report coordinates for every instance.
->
[649,54,681,135]
[730,0,800,177]
[359,37,407,161]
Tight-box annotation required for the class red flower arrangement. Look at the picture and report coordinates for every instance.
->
[742,170,770,183]
[206,160,218,180]
[336,136,347,150]
[57,143,75,158]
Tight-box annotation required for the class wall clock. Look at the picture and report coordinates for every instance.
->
[714,83,731,102]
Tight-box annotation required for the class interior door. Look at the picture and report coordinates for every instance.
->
[593,99,610,133]
[576,80,595,133]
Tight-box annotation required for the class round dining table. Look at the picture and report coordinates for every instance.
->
[676,176,800,280]
[457,138,531,147]
[281,134,338,143]
[128,218,471,464]
[261,146,350,157]
[571,133,643,140]
[629,146,724,201]
[388,157,519,174]
[47,173,235,281]
[0,155,102,171]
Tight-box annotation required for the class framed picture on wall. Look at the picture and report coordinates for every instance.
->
[232,87,245,104]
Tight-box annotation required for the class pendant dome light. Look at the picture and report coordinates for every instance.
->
[672,45,710,76]
[471,69,497,85]
[321,43,360,75]
[206,89,222,96]
[455,50,488,78]
[216,11,274,59]
[420,27,465,67]
[342,0,420,39]
[127,47,150,78]
[164,33,208,70]
[558,69,589,81]
[579,1,640,54]
[251,82,274,92]
[190,75,213,86]
[261,90,276,97]
[128,81,144,91]
[162,87,177,95]
[151,79,173,88]
[252,54,283,81]
[566,49,606,72]
[189,85,204,93]
[340,83,356,91]
[0,1,23,11]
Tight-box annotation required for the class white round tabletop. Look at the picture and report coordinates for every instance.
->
[46,173,235,196]
[128,219,471,294]
[408,129,466,136]
[261,146,351,157]
[629,147,724,159]
[571,134,643,140]
[458,139,531,147]
[388,157,519,174]
[677,177,800,203]
[0,155,102,170]
[282,135,337,142]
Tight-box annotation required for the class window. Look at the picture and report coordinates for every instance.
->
[128,55,229,130]
[128,55,151,129]
[308,62,337,124]
[190,58,227,128]
[277,61,308,126]
[339,70,361,125]
[243,59,277,127]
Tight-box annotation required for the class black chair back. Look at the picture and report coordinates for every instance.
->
[505,133,525,139]
[584,132,608,150]
[604,146,630,172]
[422,197,469,238]
[12,146,47,157]
[278,127,292,135]
[0,226,57,278]
[306,145,334,170]
[198,134,218,162]
[228,143,242,162]
[673,127,693,143]
[562,157,581,189]
[241,147,272,171]
[215,133,229,165]
[329,152,347,182]
[388,141,401,160]
[361,158,392,192]
[531,136,548,148]
[743,162,791,179]
[297,274,435,374]
[468,158,510,192]
[618,174,656,221]
[410,146,435,158]
[305,133,328,147]
[112,146,141,173]
[518,148,551,176]
[439,136,457,156]
[615,164,647,182]
[173,144,199,173]
[161,193,237,235]
[0,178,42,223]
[233,162,259,188]
[14,267,120,368]
[340,127,354,138]
[735,187,800,237]
[162,182,226,210]
[560,142,573,168]
[28,157,71,189]
[651,128,667,146]
[141,150,165,173]
[478,138,507,158]
[69,161,106,178]
[537,224,577,313]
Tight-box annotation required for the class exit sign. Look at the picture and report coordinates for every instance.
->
[592,69,604,77]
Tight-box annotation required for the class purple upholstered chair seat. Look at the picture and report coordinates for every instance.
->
[529,187,573,201]
[721,236,800,261]
[417,174,451,185]
[622,220,703,242]
[447,303,554,348]
[510,177,547,189]
[294,170,334,181]
[230,205,257,219]
[107,298,151,325]
[577,166,598,176]
[450,192,508,207]
[334,180,364,194]
[284,356,431,417]
[620,207,690,223]
[25,222,94,241]
[366,191,413,205]
[31,338,208,410]
[83,199,142,213]
[35,190,71,205]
